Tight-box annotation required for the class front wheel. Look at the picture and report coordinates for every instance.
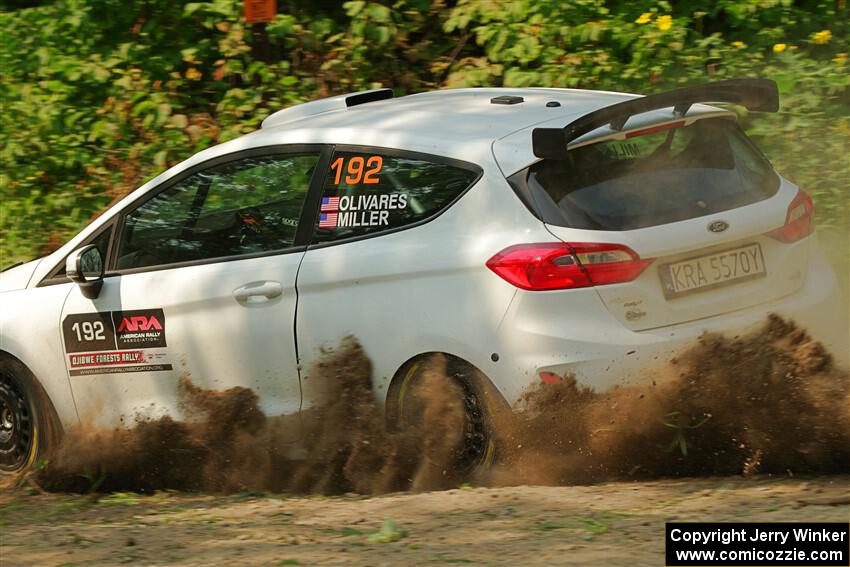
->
[0,356,60,474]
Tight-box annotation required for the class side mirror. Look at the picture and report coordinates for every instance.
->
[66,245,104,299]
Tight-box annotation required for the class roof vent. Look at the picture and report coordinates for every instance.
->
[262,88,395,129]
[491,95,524,105]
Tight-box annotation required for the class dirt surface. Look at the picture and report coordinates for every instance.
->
[2,476,848,566]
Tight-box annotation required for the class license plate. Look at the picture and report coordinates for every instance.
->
[660,243,766,298]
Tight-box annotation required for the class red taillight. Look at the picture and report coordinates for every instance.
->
[486,242,654,291]
[539,371,562,384]
[767,189,814,243]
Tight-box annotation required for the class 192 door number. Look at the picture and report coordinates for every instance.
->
[71,321,106,342]
[62,312,117,353]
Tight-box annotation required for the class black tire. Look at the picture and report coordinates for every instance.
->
[393,356,497,476]
[0,355,61,473]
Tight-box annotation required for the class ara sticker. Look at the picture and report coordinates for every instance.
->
[62,309,171,376]
[113,309,167,349]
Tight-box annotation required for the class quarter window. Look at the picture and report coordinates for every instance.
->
[116,153,318,270]
[313,151,479,243]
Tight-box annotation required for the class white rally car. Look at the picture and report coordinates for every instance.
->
[1,79,844,472]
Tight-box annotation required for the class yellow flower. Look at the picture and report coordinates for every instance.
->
[185,67,203,81]
[772,43,787,53]
[635,12,652,25]
[813,30,832,44]
[731,40,746,48]
[833,52,848,65]
[656,15,672,31]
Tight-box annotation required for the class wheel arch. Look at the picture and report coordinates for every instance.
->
[0,348,71,433]
[384,351,509,426]
[0,350,63,422]
[0,349,65,471]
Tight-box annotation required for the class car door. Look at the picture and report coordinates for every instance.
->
[60,147,324,428]
[295,147,484,408]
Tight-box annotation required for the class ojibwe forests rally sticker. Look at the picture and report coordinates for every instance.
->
[61,308,172,376]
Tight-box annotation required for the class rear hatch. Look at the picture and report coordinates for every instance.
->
[509,116,812,331]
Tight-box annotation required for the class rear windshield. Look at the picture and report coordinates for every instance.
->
[525,118,780,230]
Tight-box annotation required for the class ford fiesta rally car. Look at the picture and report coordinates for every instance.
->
[1,79,844,473]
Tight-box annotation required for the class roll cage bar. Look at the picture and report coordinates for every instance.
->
[532,78,779,160]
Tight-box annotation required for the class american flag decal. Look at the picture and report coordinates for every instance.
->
[321,196,340,211]
[318,212,338,228]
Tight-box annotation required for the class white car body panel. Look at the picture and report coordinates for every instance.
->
[495,236,845,400]
[59,252,304,428]
[1,86,844,435]
[0,259,41,292]
[543,178,808,331]
[0,282,79,427]
[295,164,552,407]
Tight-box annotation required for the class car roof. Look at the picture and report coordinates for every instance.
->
[253,87,635,155]
[264,87,636,137]
[248,87,730,175]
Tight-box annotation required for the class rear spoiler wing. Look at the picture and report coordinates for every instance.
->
[532,78,779,160]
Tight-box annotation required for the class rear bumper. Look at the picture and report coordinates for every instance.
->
[493,241,847,405]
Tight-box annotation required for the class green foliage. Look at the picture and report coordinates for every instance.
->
[1,0,847,263]
[97,491,143,505]
[367,517,407,543]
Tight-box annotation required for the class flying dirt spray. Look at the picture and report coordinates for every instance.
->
[34,315,849,494]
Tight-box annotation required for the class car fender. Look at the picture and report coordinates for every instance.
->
[0,284,79,429]
[0,258,42,292]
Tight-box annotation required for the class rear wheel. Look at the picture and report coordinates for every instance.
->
[393,356,497,477]
[0,356,59,473]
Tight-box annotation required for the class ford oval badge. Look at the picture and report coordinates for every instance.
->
[708,220,729,233]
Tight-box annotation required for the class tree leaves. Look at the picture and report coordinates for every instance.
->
[1,0,847,263]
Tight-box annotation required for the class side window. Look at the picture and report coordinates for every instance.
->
[116,153,319,270]
[313,151,480,243]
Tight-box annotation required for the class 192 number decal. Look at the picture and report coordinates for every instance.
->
[71,321,106,342]
[331,155,383,185]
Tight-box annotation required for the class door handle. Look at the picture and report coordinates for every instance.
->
[233,281,283,302]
